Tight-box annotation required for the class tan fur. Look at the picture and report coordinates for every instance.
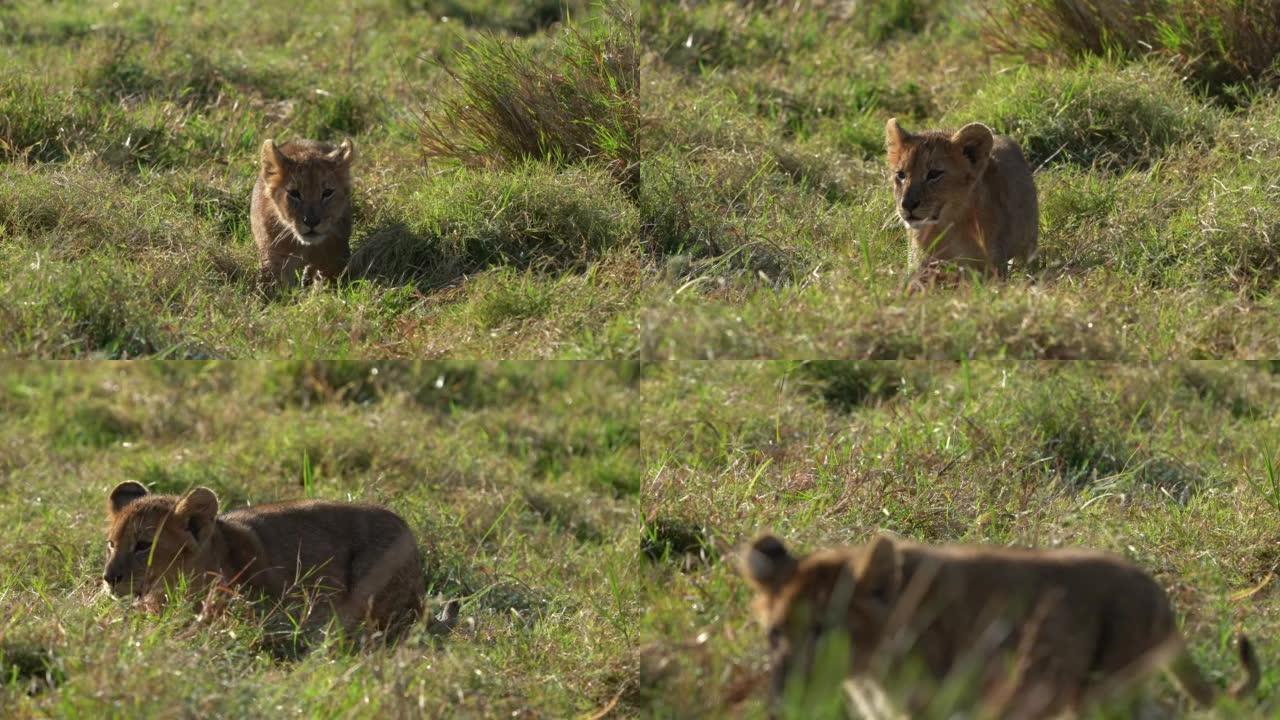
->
[885,118,1038,278]
[102,481,423,640]
[251,138,354,292]
[742,534,1258,719]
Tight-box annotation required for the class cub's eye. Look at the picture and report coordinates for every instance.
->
[133,540,152,554]
[321,188,334,200]
[926,169,944,182]
[287,189,301,201]
[894,170,906,182]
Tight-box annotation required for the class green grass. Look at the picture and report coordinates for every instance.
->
[639,361,1280,718]
[0,361,646,717]
[3,362,1279,717]
[989,0,1280,102]
[6,3,1280,713]
[4,0,1280,357]
[636,0,1280,359]
[0,0,643,358]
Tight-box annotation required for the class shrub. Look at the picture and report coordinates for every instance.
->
[419,6,638,194]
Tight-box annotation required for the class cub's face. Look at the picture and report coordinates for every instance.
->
[741,535,899,700]
[102,482,220,600]
[885,119,994,230]
[260,139,354,246]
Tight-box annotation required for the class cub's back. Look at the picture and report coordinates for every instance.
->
[223,500,416,570]
[904,543,1177,656]
[988,135,1039,260]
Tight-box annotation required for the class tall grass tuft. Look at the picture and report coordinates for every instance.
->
[988,0,1280,99]
[418,5,638,194]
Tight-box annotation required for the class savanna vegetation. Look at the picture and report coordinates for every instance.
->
[638,0,1280,358]
[0,361,645,717]
[4,0,1280,358]
[0,0,639,357]
[640,360,1280,717]
[6,2,1280,717]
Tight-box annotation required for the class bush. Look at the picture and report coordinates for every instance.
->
[419,6,638,194]
[988,0,1280,98]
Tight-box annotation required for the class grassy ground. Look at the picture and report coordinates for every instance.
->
[0,0,642,358]
[3,362,1278,718]
[0,362,644,717]
[6,1,1280,359]
[639,361,1280,717]
[637,1,1280,358]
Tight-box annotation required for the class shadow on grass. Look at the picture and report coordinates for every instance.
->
[0,642,64,696]
[640,516,718,571]
[349,217,604,292]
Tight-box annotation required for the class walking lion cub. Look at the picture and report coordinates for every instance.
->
[742,533,1258,719]
[102,482,425,640]
[251,138,355,292]
[885,118,1038,279]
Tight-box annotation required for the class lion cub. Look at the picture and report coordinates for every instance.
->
[102,482,424,640]
[251,138,354,292]
[742,533,1258,719]
[885,118,1038,279]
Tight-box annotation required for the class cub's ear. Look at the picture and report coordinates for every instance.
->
[328,138,354,165]
[260,139,284,176]
[108,481,149,515]
[885,117,910,153]
[855,534,900,601]
[742,534,798,593]
[175,487,219,545]
[951,123,994,169]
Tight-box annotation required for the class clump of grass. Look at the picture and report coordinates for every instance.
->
[949,61,1217,170]
[419,6,638,194]
[351,163,639,287]
[58,403,142,449]
[0,252,182,358]
[0,73,259,169]
[987,0,1280,99]
[466,267,556,329]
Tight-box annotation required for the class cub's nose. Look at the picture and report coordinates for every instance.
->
[901,196,920,213]
[104,570,123,586]
[302,215,320,229]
